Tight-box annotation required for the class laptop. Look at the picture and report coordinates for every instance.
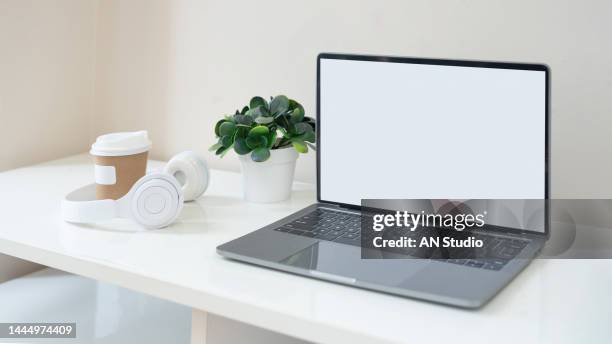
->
[217,53,549,308]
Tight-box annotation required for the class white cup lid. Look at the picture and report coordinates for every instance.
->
[90,131,152,157]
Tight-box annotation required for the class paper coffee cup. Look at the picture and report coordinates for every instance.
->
[90,131,152,200]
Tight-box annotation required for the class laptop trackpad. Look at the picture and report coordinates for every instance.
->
[280,241,427,286]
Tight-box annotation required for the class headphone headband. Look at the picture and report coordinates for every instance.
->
[62,184,120,223]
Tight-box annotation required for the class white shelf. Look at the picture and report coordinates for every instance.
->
[0,268,191,343]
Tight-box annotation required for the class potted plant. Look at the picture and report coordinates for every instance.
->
[210,95,316,203]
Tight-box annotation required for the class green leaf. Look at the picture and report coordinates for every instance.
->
[235,126,249,138]
[270,95,289,115]
[260,106,270,116]
[215,143,233,157]
[286,123,297,136]
[248,125,269,137]
[241,106,249,115]
[268,130,277,149]
[246,107,259,117]
[275,137,292,149]
[215,146,226,155]
[219,121,236,137]
[251,147,271,162]
[302,130,315,143]
[219,144,233,158]
[289,99,300,110]
[255,116,274,124]
[292,140,308,153]
[294,122,312,135]
[249,97,267,111]
[245,105,269,118]
[245,136,257,149]
[290,106,304,123]
[220,135,233,147]
[234,114,253,126]
[307,122,316,133]
[209,142,223,152]
[274,114,290,129]
[234,138,251,155]
[214,119,226,137]
[246,135,268,149]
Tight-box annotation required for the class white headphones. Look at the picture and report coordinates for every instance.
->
[62,151,209,229]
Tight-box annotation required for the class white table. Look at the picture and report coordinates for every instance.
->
[0,154,611,344]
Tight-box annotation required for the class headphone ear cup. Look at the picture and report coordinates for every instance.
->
[129,173,184,229]
[164,151,209,202]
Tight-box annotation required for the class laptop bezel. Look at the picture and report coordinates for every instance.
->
[315,53,550,238]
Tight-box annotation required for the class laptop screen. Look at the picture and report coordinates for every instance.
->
[318,56,547,231]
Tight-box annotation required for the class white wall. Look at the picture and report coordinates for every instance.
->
[0,0,97,283]
[92,0,612,197]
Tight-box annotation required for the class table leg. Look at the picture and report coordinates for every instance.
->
[191,309,208,344]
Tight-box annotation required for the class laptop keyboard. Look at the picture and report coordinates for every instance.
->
[276,208,363,244]
[274,208,530,271]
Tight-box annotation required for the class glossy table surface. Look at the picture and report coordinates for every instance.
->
[0,154,611,344]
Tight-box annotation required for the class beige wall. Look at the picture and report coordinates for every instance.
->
[0,0,97,171]
[92,0,612,197]
[1,1,611,195]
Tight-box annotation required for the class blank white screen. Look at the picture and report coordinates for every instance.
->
[320,58,546,204]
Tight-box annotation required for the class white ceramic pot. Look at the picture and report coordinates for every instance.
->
[238,147,298,203]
